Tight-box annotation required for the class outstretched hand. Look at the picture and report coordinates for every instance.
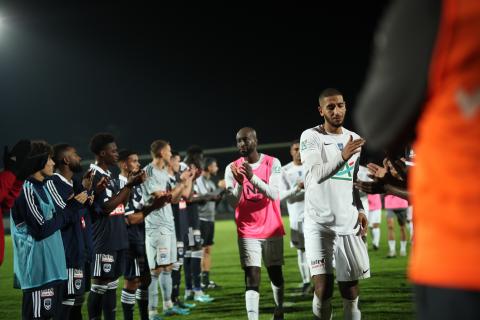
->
[341,135,365,161]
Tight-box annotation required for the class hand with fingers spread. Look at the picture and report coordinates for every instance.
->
[179,168,195,183]
[95,176,110,194]
[354,180,386,194]
[341,135,365,161]
[82,169,94,191]
[230,163,245,185]
[367,163,387,180]
[74,191,89,205]
[127,170,146,188]
[239,162,253,181]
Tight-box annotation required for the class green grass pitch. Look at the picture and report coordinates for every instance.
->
[0,214,414,319]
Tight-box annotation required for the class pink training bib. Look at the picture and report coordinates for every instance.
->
[384,195,408,209]
[368,194,382,211]
[233,155,285,239]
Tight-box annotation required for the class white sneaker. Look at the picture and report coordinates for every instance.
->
[387,250,396,258]
[400,250,407,257]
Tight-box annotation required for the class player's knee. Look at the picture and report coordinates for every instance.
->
[203,246,211,255]
[92,277,110,286]
[313,274,333,299]
[123,279,139,291]
[244,267,261,287]
[338,281,359,300]
[267,266,284,287]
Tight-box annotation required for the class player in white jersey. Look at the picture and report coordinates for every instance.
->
[142,140,195,319]
[280,140,311,295]
[300,88,369,320]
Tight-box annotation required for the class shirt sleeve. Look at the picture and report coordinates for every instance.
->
[250,158,282,201]
[353,0,440,151]
[300,130,346,184]
[224,163,243,208]
[279,167,300,202]
[0,171,24,212]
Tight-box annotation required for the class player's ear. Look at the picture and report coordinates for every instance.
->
[318,105,324,117]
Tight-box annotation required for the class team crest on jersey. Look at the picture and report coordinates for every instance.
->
[103,263,112,273]
[43,298,52,311]
[41,288,54,298]
[74,269,83,278]
[101,254,114,263]
[75,279,82,290]
[178,247,184,255]
[301,140,307,151]
[311,258,325,269]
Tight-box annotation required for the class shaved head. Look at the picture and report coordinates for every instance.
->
[236,127,258,157]
[236,127,257,140]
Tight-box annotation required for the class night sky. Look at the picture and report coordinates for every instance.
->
[0,3,390,164]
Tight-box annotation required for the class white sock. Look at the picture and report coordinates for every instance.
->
[159,271,173,310]
[388,240,396,254]
[343,297,361,320]
[312,294,332,319]
[400,241,407,253]
[270,282,284,308]
[148,273,159,313]
[194,289,206,297]
[372,228,380,247]
[408,222,414,240]
[297,250,311,284]
[245,290,260,320]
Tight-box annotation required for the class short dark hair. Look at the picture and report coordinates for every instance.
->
[203,157,217,171]
[90,133,115,155]
[186,145,203,157]
[171,150,180,158]
[291,139,300,146]
[318,88,343,103]
[118,149,137,162]
[53,143,72,168]
[30,140,53,158]
[150,140,169,159]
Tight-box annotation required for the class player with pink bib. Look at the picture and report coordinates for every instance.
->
[368,194,382,250]
[225,127,285,320]
[385,195,409,258]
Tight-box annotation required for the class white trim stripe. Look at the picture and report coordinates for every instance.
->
[134,259,140,277]
[24,183,44,225]
[32,292,36,318]
[68,268,74,294]
[62,298,75,306]
[46,180,66,209]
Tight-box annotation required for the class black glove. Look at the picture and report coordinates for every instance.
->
[3,140,49,180]
[17,153,49,180]
[3,140,32,176]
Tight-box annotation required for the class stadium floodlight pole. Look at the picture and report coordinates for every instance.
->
[80,142,292,167]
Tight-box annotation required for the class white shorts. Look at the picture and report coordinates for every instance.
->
[407,206,413,221]
[368,209,382,226]
[238,237,284,268]
[146,232,177,269]
[304,222,370,282]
